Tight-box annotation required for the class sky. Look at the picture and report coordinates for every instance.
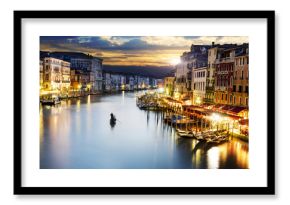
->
[40,36,248,67]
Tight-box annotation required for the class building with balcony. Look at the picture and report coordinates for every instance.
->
[214,48,235,105]
[205,43,238,104]
[70,57,103,92]
[42,57,71,93]
[164,77,175,96]
[232,46,249,107]
[205,44,219,103]
[175,44,209,101]
[40,51,103,93]
[192,67,207,105]
[213,44,249,106]
[39,60,43,89]
[61,61,71,92]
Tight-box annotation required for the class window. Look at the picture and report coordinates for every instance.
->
[233,96,236,104]
[246,98,248,106]
[45,74,49,81]
[222,94,223,100]
[233,85,236,92]
[230,95,232,103]
[241,71,244,80]
[45,65,49,71]
[225,94,227,101]
[245,86,248,93]
[239,85,243,92]
[239,97,242,105]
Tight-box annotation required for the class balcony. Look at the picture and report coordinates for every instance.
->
[62,80,70,83]
[216,57,234,64]
[206,86,214,92]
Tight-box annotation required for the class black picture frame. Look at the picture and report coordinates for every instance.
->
[14,10,275,195]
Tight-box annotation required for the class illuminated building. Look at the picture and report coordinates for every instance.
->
[204,43,224,103]
[175,44,209,101]
[70,57,103,92]
[214,44,249,106]
[42,57,71,92]
[192,67,207,105]
[164,77,175,96]
[214,48,235,105]
[39,60,43,89]
[232,46,249,107]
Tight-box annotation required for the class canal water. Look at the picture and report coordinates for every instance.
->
[40,91,248,169]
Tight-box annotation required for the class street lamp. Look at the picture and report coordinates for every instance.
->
[78,84,82,96]
[211,113,222,131]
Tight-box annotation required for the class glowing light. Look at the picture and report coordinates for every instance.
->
[169,57,180,65]
[174,92,180,99]
[158,87,164,93]
[211,113,222,122]
[165,88,169,95]
[207,147,220,169]
[184,100,192,105]
[195,96,201,104]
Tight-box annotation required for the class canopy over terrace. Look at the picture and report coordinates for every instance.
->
[200,104,249,119]
[182,105,247,123]
[162,97,183,107]
[183,105,212,119]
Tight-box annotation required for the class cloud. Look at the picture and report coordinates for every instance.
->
[141,36,194,47]
[100,36,138,45]
[188,36,248,45]
[40,36,248,67]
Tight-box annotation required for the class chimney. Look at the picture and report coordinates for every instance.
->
[212,42,215,47]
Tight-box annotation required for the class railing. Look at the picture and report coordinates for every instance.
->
[216,58,234,63]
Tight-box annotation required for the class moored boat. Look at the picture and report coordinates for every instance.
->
[177,129,194,138]
[40,96,61,105]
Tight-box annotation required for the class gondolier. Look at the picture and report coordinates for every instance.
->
[110,113,116,125]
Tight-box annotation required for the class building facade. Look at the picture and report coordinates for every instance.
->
[70,57,103,92]
[214,48,235,105]
[192,67,207,104]
[39,60,43,89]
[205,45,220,103]
[232,47,249,107]
[42,57,71,93]
[175,44,209,100]
[60,60,71,92]
[164,77,175,96]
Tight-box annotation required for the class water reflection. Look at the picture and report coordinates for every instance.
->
[40,92,248,169]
